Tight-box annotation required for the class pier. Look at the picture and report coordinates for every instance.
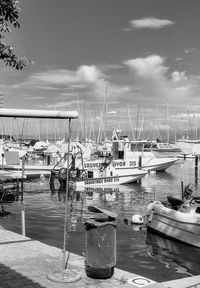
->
[0,227,200,288]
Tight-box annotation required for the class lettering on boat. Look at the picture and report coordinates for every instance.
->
[85,187,120,192]
[84,177,120,185]
[112,160,137,167]
[83,160,137,169]
[83,162,101,169]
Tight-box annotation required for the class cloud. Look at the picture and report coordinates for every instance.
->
[175,58,183,62]
[171,71,188,82]
[27,65,104,88]
[107,110,117,115]
[123,54,198,103]
[126,17,174,30]
[124,55,168,80]
[184,48,195,54]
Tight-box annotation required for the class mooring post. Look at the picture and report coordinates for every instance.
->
[1,153,4,170]
[21,156,25,190]
[21,204,25,236]
[195,155,199,186]
[138,155,142,169]
[138,155,142,183]
[180,164,184,200]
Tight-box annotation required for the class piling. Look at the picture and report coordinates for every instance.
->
[47,154,51,165]
[1,153,4,170]
[21,156,25,190]
[195,155,199,186]
[138,155,142,169]
[21,206,25,236]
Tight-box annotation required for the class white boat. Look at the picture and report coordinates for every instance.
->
[176,139,200,156]
[115,156,178,172]
[112,138,179,172]
[129,140,182,158]
[143,141,181,158]
[146,184,200,247]
[70,161,148,189]
[83,155,178,173]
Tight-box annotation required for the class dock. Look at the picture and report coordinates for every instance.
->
[0,227,200,288]
[0,169,50,183]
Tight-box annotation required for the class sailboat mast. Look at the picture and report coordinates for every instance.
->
[83,99,86,141]
[104,81,108,140]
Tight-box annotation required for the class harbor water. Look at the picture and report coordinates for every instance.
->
[1,158,200,282]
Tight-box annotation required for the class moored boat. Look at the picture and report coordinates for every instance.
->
[84,156,178,173]
[146,184,200,247]
[72,166,147,189]
[50,158,148,191]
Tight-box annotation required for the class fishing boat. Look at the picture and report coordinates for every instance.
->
[111,136,179,172]
[72,166,147,189]
[50,158,148,191]
[84,156,178,173]
[146,184,200,247]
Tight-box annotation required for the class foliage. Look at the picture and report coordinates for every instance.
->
[0,0,30,70]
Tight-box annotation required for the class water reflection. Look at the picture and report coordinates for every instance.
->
[146,231,200,276]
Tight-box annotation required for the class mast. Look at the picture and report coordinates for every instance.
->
[127,103,135,140]
[104,81,108,140]
[166,100,169,143]
[135,104,140,140]
[83,99,86,141]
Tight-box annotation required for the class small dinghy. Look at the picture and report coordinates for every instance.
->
[146,183,200,247]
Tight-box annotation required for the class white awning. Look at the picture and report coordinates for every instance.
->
[0,108,78,119]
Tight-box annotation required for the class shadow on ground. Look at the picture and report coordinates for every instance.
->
[0,263,45,288]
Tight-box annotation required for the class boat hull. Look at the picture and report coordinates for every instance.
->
[146,202,200,247]
[73,171,147,189]
[143,158,178,172]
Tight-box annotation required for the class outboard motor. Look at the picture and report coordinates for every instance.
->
[184,183,195,199]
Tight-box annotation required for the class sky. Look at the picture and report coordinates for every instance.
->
[1,0,200,139]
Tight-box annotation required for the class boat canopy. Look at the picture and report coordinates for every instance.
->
[0,108,78,119]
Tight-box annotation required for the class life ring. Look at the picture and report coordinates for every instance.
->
[49,168,67,194]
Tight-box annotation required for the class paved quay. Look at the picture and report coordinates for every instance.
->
[0,227,200,288]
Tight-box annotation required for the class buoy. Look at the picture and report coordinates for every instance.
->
[132,224,143,231]
[131,214,144,224]
[40,174,45,181]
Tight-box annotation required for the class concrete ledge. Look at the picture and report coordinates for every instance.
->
[0,227,161,288]
[1,227,200,288]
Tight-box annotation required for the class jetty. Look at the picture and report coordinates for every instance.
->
[0,227,200,288]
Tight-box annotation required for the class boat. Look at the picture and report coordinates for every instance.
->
[111,134,179,172]
[176,139,200,157]
[84,156,178,173]
[50,157,148,191]
[133,140,182,158]
[146,183,200,247]
[72,158,148,188]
